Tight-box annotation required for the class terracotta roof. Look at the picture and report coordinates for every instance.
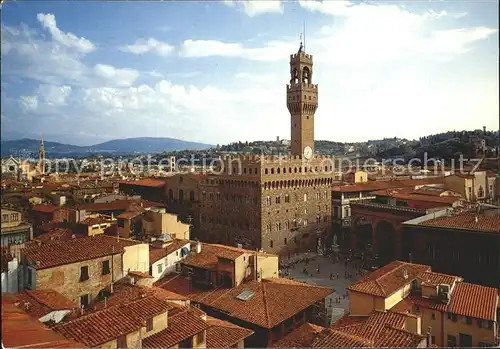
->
[348,261,430,297]
[206,316,254,348]
[149,239,190,264]
[31,204,58,213]
[127,270,153,278]
[312,311,425,348]
[80,215,111,226]
[417,271,461,287]
[447,282,498,321]
[119,179,166,188]
[53,306,143,347]
[332,178,444,193]
[76,199,164,212]
[116,210,143,219]
[1,246,13,273]
[142,307,209,348]
[448,173,475,179]
[22,235,141,269]
[17,289,77,319]
[182,243,274,270]
[373,189,460,204]
[156,275,332,329]
[117,295,171,321]
[271,322,325,348]
[2,294,86,348]
[420,212,500,233]
[35,228,78,242]
[313,328,373,347]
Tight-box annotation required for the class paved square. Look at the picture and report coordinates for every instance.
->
[281,252,362,325]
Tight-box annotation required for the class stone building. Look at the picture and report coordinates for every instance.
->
[20,235,149,307]
[195,45,335,255]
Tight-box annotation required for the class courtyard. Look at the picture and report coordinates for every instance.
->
[280,251,364,325]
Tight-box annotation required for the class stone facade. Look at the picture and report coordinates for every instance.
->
[198,155,334,255]
[32,253,124,306]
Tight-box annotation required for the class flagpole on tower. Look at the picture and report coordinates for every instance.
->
[303,20,306,52]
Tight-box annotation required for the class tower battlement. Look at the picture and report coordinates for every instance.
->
[290,53,313,62]
[287,83,318,91]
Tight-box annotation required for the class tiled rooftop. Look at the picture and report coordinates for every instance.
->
[31,204,58,213]
[271,322,325,347]
[156,275,332,328]
[447,282,498,321]
[22,235,141,269]
[2,294,86,348]
[142,307,209,348]
[76,199,164,212]
[35,228,79,242]
[311,310,425,348]
[53,306,143,347]
[332,178,444,193]
[17,289,77,319]
[205,316,254,348]
[119,179,166,188]
[181,242,275,270]
[420,212,500,233]
[149,239,190,264]
[373,188,461,204]
[353,261,499,322]
[348,261,430,297]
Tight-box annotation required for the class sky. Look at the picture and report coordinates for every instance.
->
[1,0,498,146]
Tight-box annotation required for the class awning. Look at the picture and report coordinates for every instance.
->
[181,247,189,257]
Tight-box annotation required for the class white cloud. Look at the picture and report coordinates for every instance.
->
[120,38,175,56]
[2,16,140,88]
[93,64,140,87]
[36,85,72,106]
[180,39,295,61]
[222,0,283,17]
[36,13,96,54]
[19,96,39,111]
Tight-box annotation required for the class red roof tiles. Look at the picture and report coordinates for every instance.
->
[149,239,190,264]
[53,306,143,347]
[119,179,166,188]
[2,294,86,348]
[157,275,332,329]
[17,289,77,319]
[420,212,500,233]
[76,199,164,212]
[448,283,498,321]
[22,235,141,269]
[31,204,58,213]
[271,322,325,348]
[348,261,430,297]
[206,316,254,348]
[373,189,461,204]
[142,307,209,348]
[312,310,425,348]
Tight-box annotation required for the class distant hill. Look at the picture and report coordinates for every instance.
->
[1,137,213,158]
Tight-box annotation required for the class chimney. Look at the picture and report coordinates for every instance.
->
[402,268,408,280]
[72,234,76,239]
[196,240,201,253]
[426,326,432,347]
[104,297,107,308]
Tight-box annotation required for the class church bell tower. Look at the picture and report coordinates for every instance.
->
[39,136,46,174]
[286,42,318,158]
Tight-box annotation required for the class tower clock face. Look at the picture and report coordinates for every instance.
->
[303,146,313,160]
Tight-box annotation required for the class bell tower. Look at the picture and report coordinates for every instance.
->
[38,135,46,174]
[286,42,318,158]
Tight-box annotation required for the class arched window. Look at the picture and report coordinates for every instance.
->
[179,190,184,202]
[189,190,195,201]
[302,67,311,84]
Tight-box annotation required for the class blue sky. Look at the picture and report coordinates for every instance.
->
[1,0,498,146]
